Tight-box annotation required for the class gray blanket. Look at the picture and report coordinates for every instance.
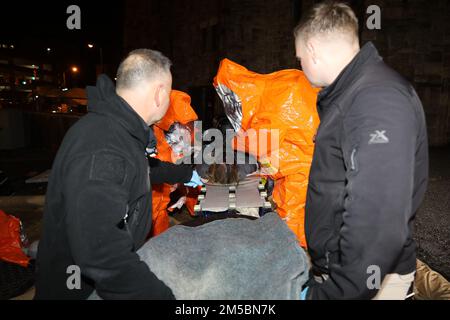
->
[90,213,309,300]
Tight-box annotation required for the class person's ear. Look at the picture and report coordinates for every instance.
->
[154,84,163,108]
[307,41,317,65]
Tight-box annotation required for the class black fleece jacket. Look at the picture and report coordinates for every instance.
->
[305,42,429,300]
[35,75,193,300]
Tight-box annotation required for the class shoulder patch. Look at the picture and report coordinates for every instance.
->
[89,152,127,185]
[368,130,390,145]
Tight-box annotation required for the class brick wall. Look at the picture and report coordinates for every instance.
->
[360,0,450,146]
[123,0,450,146]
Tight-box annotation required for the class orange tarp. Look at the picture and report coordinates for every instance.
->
[151,90,198,237]
[214,59,320,247]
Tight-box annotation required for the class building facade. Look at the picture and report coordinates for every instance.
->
[123,0,450,146]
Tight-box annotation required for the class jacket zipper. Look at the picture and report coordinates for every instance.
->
[350,148,357,171]
[123,204,136,251]
[124,204,129,221]
[325,251,330,269]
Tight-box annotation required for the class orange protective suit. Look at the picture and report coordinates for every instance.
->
[151,90,198,237]
[0,210,29,267]
[213,59,320,247]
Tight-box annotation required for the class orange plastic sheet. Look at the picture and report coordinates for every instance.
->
[213,59,320,247]
[0,210,29,267]
[151,90,198,237]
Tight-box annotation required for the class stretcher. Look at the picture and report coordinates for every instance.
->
[194,177,272,217]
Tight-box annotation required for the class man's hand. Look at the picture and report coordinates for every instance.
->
[184,170,204,188]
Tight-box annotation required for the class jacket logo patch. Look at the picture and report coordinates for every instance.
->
[369,130,389,145]
[89,153,126,185]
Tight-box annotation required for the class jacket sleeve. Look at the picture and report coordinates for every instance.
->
[63,150,175,300]
[149,158,193,184]
[309,86,419,300]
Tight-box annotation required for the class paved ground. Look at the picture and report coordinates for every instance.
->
[1,146,449,281]
[414,147,450,281]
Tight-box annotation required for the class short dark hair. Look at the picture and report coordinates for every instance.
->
[294,1,359,42]
[116,49,172,91]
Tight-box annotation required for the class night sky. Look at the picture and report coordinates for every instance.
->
[0,0,125,86]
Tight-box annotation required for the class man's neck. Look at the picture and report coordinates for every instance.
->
[117,90,152,126]
[327,45,360,86]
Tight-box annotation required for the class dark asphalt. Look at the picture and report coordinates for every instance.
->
[415,147,450,281]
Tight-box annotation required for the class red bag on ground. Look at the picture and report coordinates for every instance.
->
[0,210,30,267]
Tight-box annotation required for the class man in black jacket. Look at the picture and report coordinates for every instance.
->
[35,49,199,299]
[294,2,428,299]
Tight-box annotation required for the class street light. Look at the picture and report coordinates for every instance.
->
[62,66,79,88]
[87,43,104,73]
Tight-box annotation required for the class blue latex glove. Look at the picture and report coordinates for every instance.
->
[184,170,204,188]
[300,287,309,300]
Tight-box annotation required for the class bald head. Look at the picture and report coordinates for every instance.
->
[116,49,173,125]
[116,49,172,92]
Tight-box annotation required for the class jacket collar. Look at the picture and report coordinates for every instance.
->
[317,42,382,110]
[86,74,156,150]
